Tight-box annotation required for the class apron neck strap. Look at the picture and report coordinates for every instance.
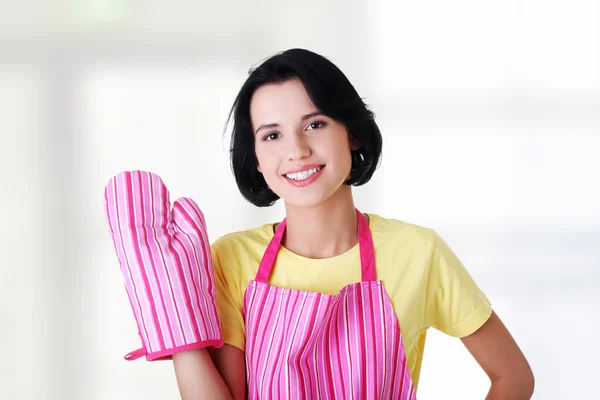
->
[255,209,376,283]
[255,218,287,283]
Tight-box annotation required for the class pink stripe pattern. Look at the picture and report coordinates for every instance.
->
[243,209,416,399]
[104,170,223,361]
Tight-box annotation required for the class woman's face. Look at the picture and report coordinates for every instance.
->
[250,79,358,208]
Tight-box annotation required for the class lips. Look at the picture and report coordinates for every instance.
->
[284,166,324,181]
[282,164,325,187]
[283,163,324,175]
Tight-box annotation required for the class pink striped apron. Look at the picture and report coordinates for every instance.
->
[243,209,416,399]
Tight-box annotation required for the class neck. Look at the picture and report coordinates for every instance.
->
[281,186,358,259]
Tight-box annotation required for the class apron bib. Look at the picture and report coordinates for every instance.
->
[243,209,416,399]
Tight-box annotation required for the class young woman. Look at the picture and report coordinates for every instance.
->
[172,48,534,399]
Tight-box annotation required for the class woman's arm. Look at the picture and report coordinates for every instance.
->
[461,311,535,400]
[172,348,231,400]
[171,344,246,400]
[172,345,244,400]
[210,344,247,399]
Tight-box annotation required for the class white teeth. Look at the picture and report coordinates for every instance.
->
[285,166,322,180]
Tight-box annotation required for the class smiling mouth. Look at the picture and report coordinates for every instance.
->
[283,165,325,181]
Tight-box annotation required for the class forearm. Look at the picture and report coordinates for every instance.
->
[485,376,534,400]
[173,348,232,400]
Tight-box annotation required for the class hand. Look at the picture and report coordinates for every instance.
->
[104,170,223,361]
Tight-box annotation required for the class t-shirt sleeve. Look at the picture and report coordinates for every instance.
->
[423,230,493,338]
[211,242,246,351]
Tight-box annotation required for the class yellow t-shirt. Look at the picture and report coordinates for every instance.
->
[211,213,492,389]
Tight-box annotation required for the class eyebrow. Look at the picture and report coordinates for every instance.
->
[254,111,324,135]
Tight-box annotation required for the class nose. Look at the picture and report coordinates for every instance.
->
[287,133,311,161]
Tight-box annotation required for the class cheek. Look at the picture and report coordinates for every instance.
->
[254,147,274,174]
[330,136,353,165]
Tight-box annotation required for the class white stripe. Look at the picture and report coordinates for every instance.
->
[343,289,354,400]
[193,208,220,338]
[377,285,386,399]
[361,285,371,400]
[109,178,151,352]
[294,293,314,398]
[352,285,362,395]
[173,200,210,340]
[312,296,326,399]
[137,172,177,349]
[151,174,189,347]
[328,296,343,400]
[283,292,308,398]
[257,288,285,396]
[145,172,182,347]
[140,172,177,349]
[118,173,159,351]
[297,294,319,397]
[245,283,268,386]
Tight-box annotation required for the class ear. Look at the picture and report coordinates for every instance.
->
[257,163,262,173]
[350,137,361,151]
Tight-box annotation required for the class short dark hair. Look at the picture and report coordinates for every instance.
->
[226,48,382,207]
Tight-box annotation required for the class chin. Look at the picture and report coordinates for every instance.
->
[279,195,324,209]
[279,188,344,209]
[271,177,350,209]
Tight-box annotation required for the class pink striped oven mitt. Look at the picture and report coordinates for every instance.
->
[103,170,223,361]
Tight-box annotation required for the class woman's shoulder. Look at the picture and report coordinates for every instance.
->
[210,221,275,255]
[367,213,437,250]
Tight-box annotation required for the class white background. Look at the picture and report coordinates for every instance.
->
[1,0,598,398]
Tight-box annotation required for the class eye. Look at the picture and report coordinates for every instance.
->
[306,121,326,131]
[262,132,280,141]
